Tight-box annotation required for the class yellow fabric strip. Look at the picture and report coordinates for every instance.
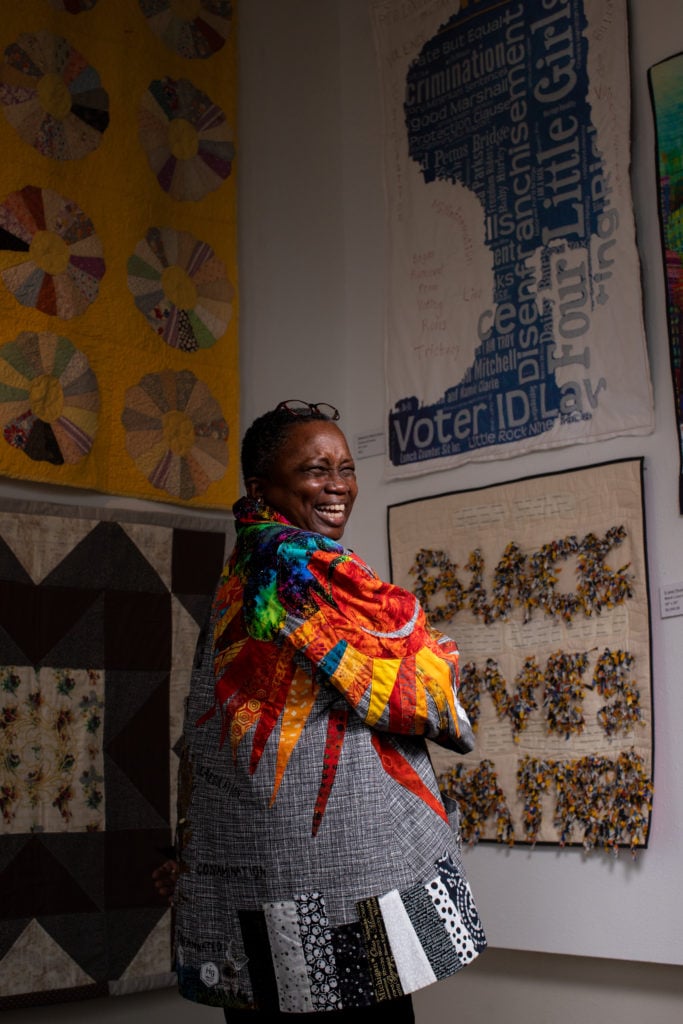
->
[366,658,402,726]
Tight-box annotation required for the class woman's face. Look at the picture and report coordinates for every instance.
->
[248,420,358,539]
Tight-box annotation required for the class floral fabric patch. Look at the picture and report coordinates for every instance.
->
[0,666,104,833]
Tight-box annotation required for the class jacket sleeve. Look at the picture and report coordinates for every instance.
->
[279,541,475,753]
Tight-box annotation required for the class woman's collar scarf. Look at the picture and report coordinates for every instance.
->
[227,496,348,640]
[233,495,290,528]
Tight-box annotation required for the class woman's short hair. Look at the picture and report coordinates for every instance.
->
[241,405,331,481]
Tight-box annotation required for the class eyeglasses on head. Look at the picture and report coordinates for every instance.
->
[275,400,340,421]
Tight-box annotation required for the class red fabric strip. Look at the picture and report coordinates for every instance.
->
[312,707,348,836]
[371,732,448,824]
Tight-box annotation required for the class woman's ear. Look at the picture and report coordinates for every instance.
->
[245,477,264,500]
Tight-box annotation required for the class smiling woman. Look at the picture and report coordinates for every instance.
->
[244,415,357,540]
[170,402,486,1021]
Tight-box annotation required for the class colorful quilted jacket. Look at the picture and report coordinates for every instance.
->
[174,498,485,1014]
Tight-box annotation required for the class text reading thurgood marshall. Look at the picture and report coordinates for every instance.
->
[388,0,619,466]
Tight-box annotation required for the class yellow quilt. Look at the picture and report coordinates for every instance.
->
[0,0,238,509]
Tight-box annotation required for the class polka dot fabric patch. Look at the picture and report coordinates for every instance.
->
[426,854,487,966]
[330,922,374,1008]
[293,891,341,1012]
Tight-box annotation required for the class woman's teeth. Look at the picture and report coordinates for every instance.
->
[317,504,345,520]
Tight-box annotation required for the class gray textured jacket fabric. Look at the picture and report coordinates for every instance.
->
[174,503,486,1013]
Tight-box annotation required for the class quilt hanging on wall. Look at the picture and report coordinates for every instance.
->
[0,498,232,1009]
[388,459,653,852]
[650,52,683,514]
[0,0,238,509]
[371,0,653,479]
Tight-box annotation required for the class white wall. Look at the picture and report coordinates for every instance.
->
[336,0,683,970]
[4,0,683,1021]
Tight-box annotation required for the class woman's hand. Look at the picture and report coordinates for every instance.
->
[152,858,179,905]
